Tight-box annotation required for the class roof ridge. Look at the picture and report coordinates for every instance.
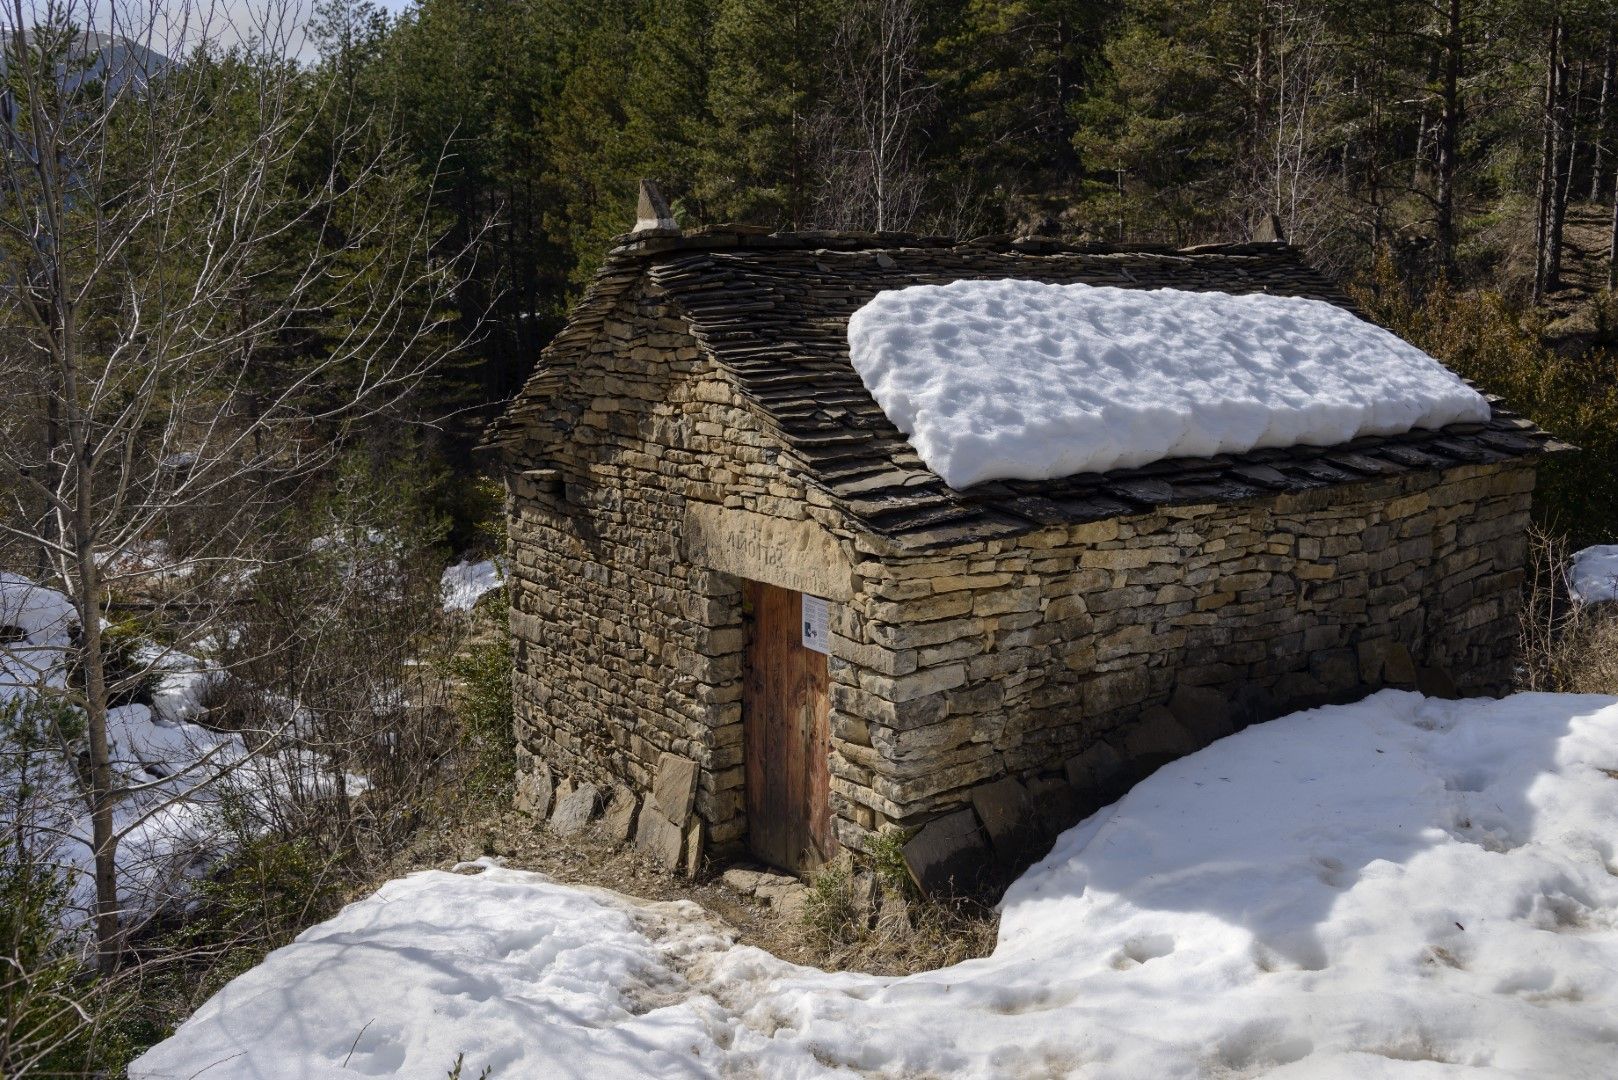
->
[604,227,1296,263]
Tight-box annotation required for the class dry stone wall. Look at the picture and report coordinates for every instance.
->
[505,280,864,859]
[827,462,1535,867]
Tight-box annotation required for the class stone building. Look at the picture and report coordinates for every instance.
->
[487,191,1560,889]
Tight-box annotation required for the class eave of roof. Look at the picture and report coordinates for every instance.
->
[489,227,1568,551]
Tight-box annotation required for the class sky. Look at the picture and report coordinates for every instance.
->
[7,0,419,62]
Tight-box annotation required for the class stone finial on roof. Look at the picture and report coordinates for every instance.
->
[634,180,680,236]
[1252,213,1287,244]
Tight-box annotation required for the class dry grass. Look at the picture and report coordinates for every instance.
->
[379,806,998,976]
[801,850,999,974]
[1517,526,1618,695]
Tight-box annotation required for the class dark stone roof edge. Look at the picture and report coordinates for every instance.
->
[604,225,1295,262]
[855,420,1571,554]
[486,231,1568,553]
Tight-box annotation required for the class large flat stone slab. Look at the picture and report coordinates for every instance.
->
[597,785,639,845]
[902,808,989,896]
[1383,643,1418,687]
[1065,740,1128,804]
[683,818,704,878]
[549,781,599,836]
[635,805,684,871]
[1169,685,1235,744]
[969,777,1035,857]
[684,503,854,600]
[514,761,553,819]
[721,868,764,894]
[653,752,699,826]
[1119,707,1200,781]
[1417,666,1458,700]
[1025,775,1081,835]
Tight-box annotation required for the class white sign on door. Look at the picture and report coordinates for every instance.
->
[801,594,830,654]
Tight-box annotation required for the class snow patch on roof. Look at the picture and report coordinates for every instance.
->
[848,280,1491,489]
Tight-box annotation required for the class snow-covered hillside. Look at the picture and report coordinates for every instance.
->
[130,690,1618,1079]
[847,281,1491,489]
[2,574,269,930]
[440,556,506,612]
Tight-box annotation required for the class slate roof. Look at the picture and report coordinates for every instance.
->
[491,226,1566,549]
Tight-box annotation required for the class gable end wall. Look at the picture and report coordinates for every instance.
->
[504,282,865,849]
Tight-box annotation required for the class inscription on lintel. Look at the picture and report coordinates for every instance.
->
[683,503,854,601]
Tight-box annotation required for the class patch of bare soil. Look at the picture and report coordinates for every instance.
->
[1542,202,1618,351]
[373,803,999,977]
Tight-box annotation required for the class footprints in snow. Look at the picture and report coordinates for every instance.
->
[1249,934,1328,973]
[1311,854,1354,890]
[1209,1018,1314,1075]
[1442,767,1491,794]
[1109,932,1175,970]
[1436,765,1526,853]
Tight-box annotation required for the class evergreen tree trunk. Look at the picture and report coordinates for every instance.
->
[1434,0,1463,272]
[1535,15,1563,301]
[1593,26,1614,201]
[1052,11,1077,175]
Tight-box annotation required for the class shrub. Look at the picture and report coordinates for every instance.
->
[447,615,516,798]
[865,827,916,898]
[802,862,863,949]
[101,617,163,708]
[107,829,351,1066]
[1517,527,1618,695]
[0,835,121,1076]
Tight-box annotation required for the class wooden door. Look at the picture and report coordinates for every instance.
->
[742,580,834,872]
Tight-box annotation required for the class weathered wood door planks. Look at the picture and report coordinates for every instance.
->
[742,580,834,872]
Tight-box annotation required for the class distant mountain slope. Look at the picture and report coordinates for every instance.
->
[0,26,169,92]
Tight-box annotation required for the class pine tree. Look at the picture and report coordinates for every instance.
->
[699,0,839,227]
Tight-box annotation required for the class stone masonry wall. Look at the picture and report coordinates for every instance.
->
[825,462,1535,854]
[505,280,865,858]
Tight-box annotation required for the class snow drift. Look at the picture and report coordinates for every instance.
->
[1569,545,1618,605]
[847,280,1491,488]
[1,571,78,703]
[131,690,1618,1079]
[440,557,506,613]
[2,573,286,931]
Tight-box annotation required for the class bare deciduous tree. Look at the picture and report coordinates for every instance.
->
[0,0,468,973]
[810,0,931,233]
[1240,1,1350,270]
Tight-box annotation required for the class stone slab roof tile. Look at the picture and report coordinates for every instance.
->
[490,230,1564,549]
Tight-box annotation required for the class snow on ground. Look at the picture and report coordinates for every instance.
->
[441,556,506,612]
[132,690,1618,1079]
[1,574,278,930]
[1569,545,1618,604]
[847,281,1492,488]
[1,571,78,704]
